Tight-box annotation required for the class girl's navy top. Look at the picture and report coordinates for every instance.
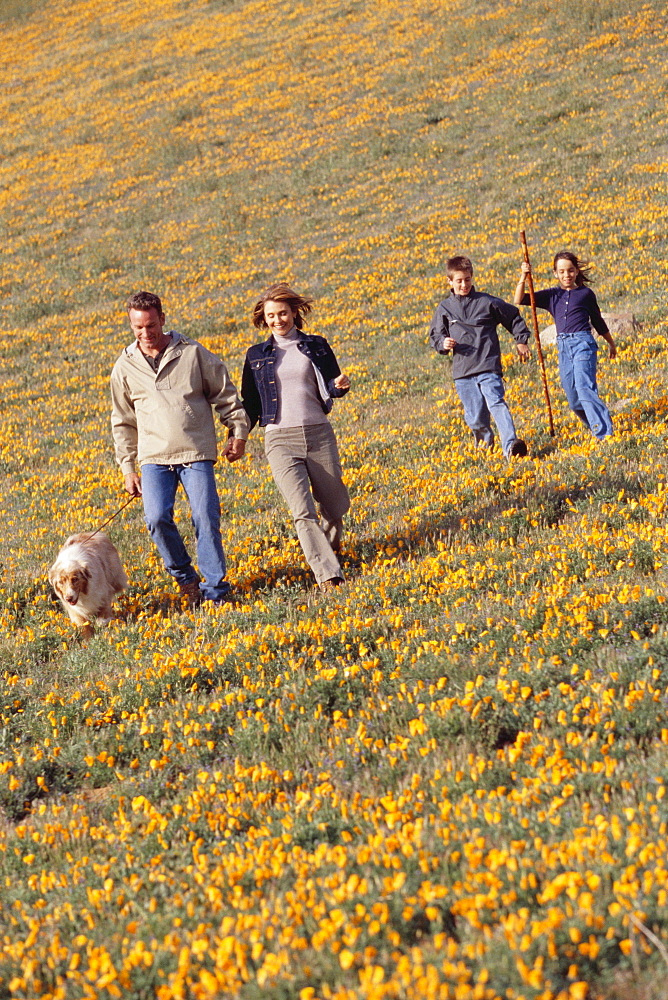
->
[521,286,609,336]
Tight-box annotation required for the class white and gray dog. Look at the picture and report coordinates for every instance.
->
[49,532,127,634]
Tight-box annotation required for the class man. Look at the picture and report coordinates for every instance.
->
[110,291,249,605]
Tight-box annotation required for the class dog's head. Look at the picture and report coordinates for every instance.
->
[49,562,91,606]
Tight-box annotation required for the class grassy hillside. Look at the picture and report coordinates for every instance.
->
[2,0,668,997]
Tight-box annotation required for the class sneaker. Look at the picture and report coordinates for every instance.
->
[509,439,528,458]
[208,590,237,607]
[178,579,202,607]
[319,577,345,593]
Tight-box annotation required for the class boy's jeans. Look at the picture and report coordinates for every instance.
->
[141,461,230,601]
[557,331,613,439]
[454,371,519,457]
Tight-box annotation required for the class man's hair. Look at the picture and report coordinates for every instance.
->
[446,255,474,277]
[127,291,163,315]
[252,282,313,329]
[553,250,592,287]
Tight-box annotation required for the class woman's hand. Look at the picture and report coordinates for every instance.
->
[442,337,457,351]
[334,374,350,390]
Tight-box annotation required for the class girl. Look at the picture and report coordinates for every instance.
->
[241,283,351,591]
[515,251,617,440]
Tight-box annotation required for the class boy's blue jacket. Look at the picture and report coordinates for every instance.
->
[241,331,349,430]
[429,287,530,379]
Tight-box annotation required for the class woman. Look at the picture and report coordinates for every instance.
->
[241,283,351,591]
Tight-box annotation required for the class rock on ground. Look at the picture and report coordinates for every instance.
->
[538,313,638,348]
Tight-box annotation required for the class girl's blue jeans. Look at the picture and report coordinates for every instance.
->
[557,331,613,439]
[140,461,230,601]
[454,371,520,457]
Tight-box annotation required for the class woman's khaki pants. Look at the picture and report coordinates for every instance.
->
[264,422,350,585]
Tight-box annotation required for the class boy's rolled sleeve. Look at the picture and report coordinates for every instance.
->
[494,299,530,345]
[429,304,451,353]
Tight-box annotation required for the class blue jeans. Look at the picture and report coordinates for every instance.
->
[557,331,613,439]
[141,461,230,601]
[454,371,520,457]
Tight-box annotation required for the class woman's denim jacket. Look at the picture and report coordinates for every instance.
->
[241,332,349,429]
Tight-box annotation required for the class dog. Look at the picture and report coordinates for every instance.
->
[49,532,128,635]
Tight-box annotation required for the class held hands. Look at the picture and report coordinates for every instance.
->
[124,472,142,497]
[223,437,246,463]
[333,373,351,390]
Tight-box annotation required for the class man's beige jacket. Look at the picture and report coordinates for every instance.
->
[110,333,250,475]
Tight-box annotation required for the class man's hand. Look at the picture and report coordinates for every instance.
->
[443,337,457,351]
[517,343,530,363]
[223,437,246,462]
[124,472,142,496]
[333,373,350,390]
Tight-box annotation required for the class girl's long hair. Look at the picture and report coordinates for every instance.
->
[252,283,313,329]
[553,250,593,287]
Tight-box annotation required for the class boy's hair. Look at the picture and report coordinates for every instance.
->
[252,282,313,329]
[445,255,473,277]
[553,251,593,287]
[127,291,163,315]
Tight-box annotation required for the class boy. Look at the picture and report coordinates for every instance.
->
[429,255,531,457]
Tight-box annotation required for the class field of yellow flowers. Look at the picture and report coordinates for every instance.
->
[2,0,668,997]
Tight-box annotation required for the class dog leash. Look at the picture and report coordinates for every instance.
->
[87,495,137,539]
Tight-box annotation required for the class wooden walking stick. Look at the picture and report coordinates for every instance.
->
[520,230,556,437]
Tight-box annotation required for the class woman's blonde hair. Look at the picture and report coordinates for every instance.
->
[252,283,313,329]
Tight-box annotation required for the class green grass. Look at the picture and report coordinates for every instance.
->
[2,0,668,997]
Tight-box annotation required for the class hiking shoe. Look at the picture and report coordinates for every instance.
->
[207,590,237,607]
[509,439,528,458]
[178,579,202,607]
[319,577,345,593]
